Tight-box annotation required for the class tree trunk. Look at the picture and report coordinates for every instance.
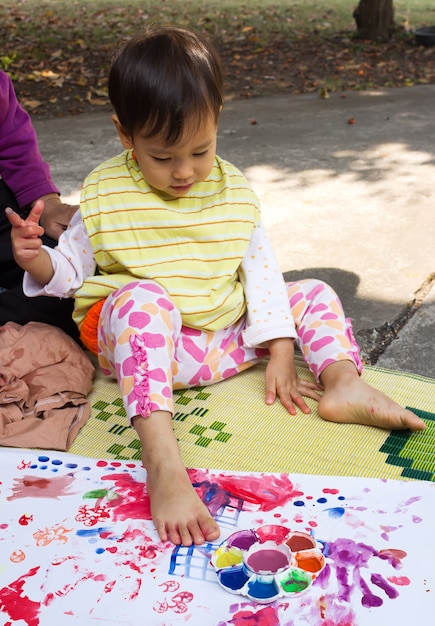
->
[353,0,395,41]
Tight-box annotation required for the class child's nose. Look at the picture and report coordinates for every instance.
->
[173,160,193,180]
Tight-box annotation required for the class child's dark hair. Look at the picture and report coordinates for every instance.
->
[108,26,224,144]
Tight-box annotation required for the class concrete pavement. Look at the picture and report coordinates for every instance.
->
[33,85,435,377]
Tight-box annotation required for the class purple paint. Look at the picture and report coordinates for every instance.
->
[371,573,399,599]
[227,529,258,550]
[246,549,289,574]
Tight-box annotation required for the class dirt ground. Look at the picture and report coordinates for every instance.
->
[6,25,435,119]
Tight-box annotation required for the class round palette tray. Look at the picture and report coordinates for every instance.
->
[211,525,325,604]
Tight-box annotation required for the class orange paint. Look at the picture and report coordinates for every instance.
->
[296,555,323,573]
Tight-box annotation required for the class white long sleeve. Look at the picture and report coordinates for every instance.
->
[23,210,96,298]
[240,221,296,348]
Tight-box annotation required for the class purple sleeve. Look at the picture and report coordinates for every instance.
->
[0,71,59,208]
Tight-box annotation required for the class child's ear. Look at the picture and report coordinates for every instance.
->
[112,115,133,149]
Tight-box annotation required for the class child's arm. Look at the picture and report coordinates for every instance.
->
[239,222,322,414]
[6,200,55,286]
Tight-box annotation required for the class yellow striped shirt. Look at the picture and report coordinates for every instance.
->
[74,151,260,331]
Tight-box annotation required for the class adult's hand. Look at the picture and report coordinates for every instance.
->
[35,193,78,240]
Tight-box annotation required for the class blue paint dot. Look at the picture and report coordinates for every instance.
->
[38,455,50,462]
[326,506,346,519]
[30,464,38,469]
[317,497,328,504]
[66,463,78,469]
[338,496,345,501]
[294,500,305,507]
[51,459,63,466]
[82,466,91,471]
[51,469,59,473]
[96,548,105,554]
[39,465,48,470]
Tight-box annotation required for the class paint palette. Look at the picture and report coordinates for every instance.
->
[211,525,325,604]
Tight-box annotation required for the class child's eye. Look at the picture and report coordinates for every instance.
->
[193,150,208,158]
[152,156,171,162]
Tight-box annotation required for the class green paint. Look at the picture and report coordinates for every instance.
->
[83,489,109,499]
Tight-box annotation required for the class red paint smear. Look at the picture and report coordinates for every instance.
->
[388,576,411,586]
[190,470,303,512]
[323,488,340,495]
[0,566,41,626]
[229,605,280,626]
[101,473,151,521]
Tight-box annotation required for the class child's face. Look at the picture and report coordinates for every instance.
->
[114,114,218,198]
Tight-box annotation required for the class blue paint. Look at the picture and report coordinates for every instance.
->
[338,496,345,501]
[65,463,78,469]
[317,497,328,503]
[219,566,250,591]
[95,548,105,554]
[39,465,48,470]
[293,500,305,507]
[247,577,279,600]
[325,506,345,518]
[76,527,111,537]
[82,466,91,471]
[38,455,50,462]
[51,459,63,466]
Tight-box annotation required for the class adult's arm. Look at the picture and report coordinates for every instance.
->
[0,71,59,208]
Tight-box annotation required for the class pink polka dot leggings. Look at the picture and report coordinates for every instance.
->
[96,279,362,422]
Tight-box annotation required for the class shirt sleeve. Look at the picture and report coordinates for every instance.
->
[23,209,96,297]
[0,71,59,208]
[239,221,296,348]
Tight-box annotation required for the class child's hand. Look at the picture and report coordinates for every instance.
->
[265,338,323,415]
[6,200,45,267]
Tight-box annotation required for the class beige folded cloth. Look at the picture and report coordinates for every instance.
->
[0,321,95,450]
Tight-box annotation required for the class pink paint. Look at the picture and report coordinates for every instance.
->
[246,549,289,574]
[388,576,411,586]
[227,605,280,626]
[0,566,41,626]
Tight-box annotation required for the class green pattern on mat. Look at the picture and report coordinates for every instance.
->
[69,355,435,481]
[379,408,435,481]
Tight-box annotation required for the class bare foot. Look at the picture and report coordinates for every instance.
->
[133,411,221,546]
[146,462,220,546]
[318,361,426,432]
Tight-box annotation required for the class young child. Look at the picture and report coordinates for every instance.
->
[7,26,425,548]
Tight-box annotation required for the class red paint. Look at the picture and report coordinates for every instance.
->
[101,473,151,520]
[18,513,33,526]
[191,470,303,512]
[378,548,407,568]
[323,488,340,495]
[0,566,41,626]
